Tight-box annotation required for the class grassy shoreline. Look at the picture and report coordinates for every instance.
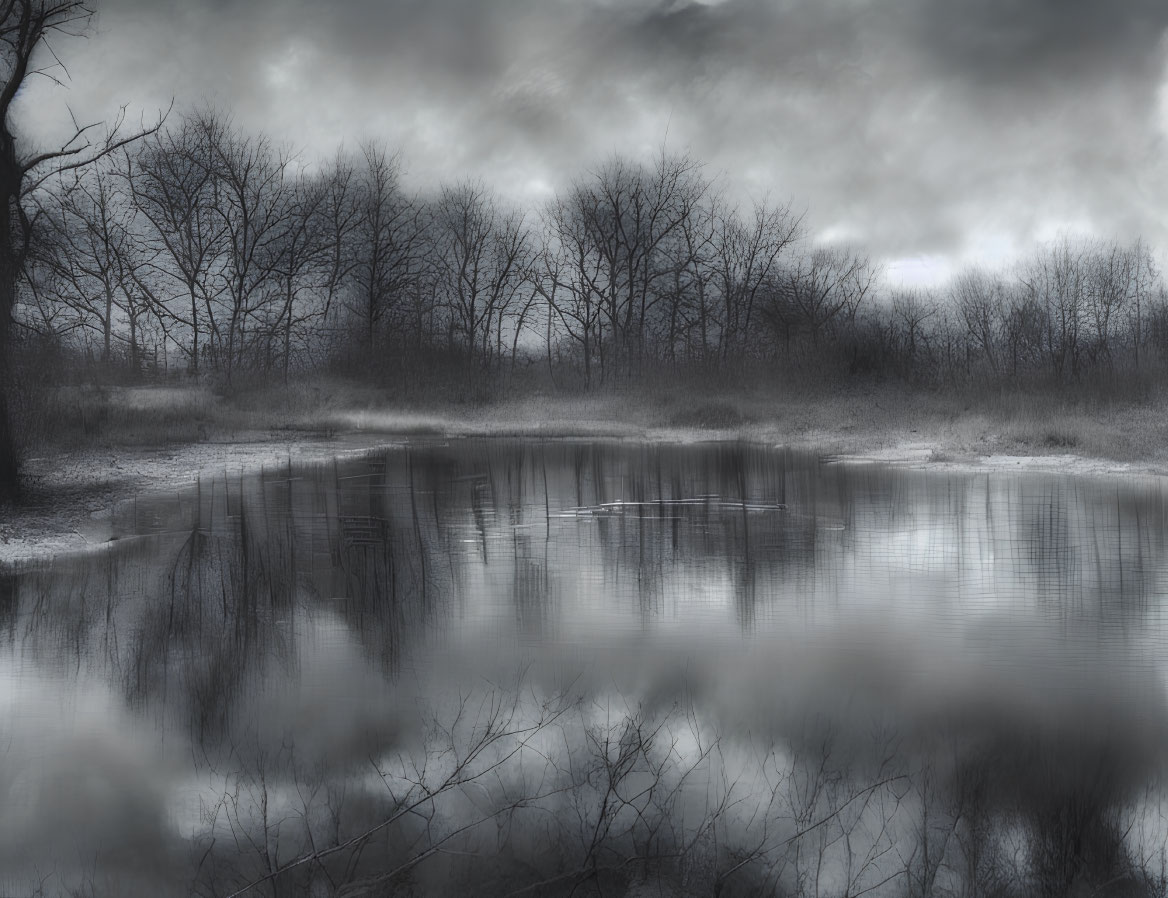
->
[3,376,1166,565]
[37,375,1168,468]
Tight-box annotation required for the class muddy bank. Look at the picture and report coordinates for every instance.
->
[0,433,382,565]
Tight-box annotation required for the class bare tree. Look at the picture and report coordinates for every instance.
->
[765,246,879,353]
[889,288,939,374]
[257,168,332,379]
[313,152,361,345]
[346,142,427,369]
[33,159,158,369]
[1000,284,1046,376]
[711,197,802,362]
[574,152,709,376]
[0,0,163,499]
[659,187,719,363]
[534,193,608,388]
[431,180,533,371]
[1019,237,1088,381]
[1083,238,1133,371]
[1126,238,1159,371]
[952,267,1006,377]
[203,112,292,380]
[127,114,229,373]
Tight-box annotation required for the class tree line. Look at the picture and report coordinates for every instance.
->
[19,108,1168,390]
[20,111,808,386]
[857,238,1165,384]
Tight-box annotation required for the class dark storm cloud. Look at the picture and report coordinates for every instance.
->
[911,0,1168,85]
[29,0,1168,262]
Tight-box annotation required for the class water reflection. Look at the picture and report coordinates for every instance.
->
[1,440,1168,896]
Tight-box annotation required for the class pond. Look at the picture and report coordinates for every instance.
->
[2,439,1168,897]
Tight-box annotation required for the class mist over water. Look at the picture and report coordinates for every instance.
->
[2,440,1168,896]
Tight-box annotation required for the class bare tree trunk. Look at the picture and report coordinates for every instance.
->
[0,381,16,502]
[0,326,18,502]
[283,283,293,384]
[0,140,22,501]
[367,290,376,372]
[103,285,113,363]
[129,311,139,375]
[190,287,200,374]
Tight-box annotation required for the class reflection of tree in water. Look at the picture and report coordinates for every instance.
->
[126,536,280,742]
[0,570,15,640]
[549,441,823,628]
[4,443,1168,720]
[4,442,1168,894]
[1007,478,1168,625]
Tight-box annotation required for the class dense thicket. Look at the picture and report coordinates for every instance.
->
[15,109,1168,393]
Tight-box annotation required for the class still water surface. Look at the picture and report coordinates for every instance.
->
[2,439,1168,896]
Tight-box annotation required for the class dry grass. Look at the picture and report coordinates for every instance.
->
[34,374,1168,470]
[47,384,216,446]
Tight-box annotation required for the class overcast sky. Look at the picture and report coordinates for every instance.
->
[15,0,1168,284]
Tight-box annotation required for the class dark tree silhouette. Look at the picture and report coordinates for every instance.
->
[0,0,161,502]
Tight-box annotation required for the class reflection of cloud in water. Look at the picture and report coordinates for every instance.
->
[509,608,1168,757]
[0,651,185,890]
[1,602,1167,895]
[229,606,414,767]
[3,441,1168,893]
